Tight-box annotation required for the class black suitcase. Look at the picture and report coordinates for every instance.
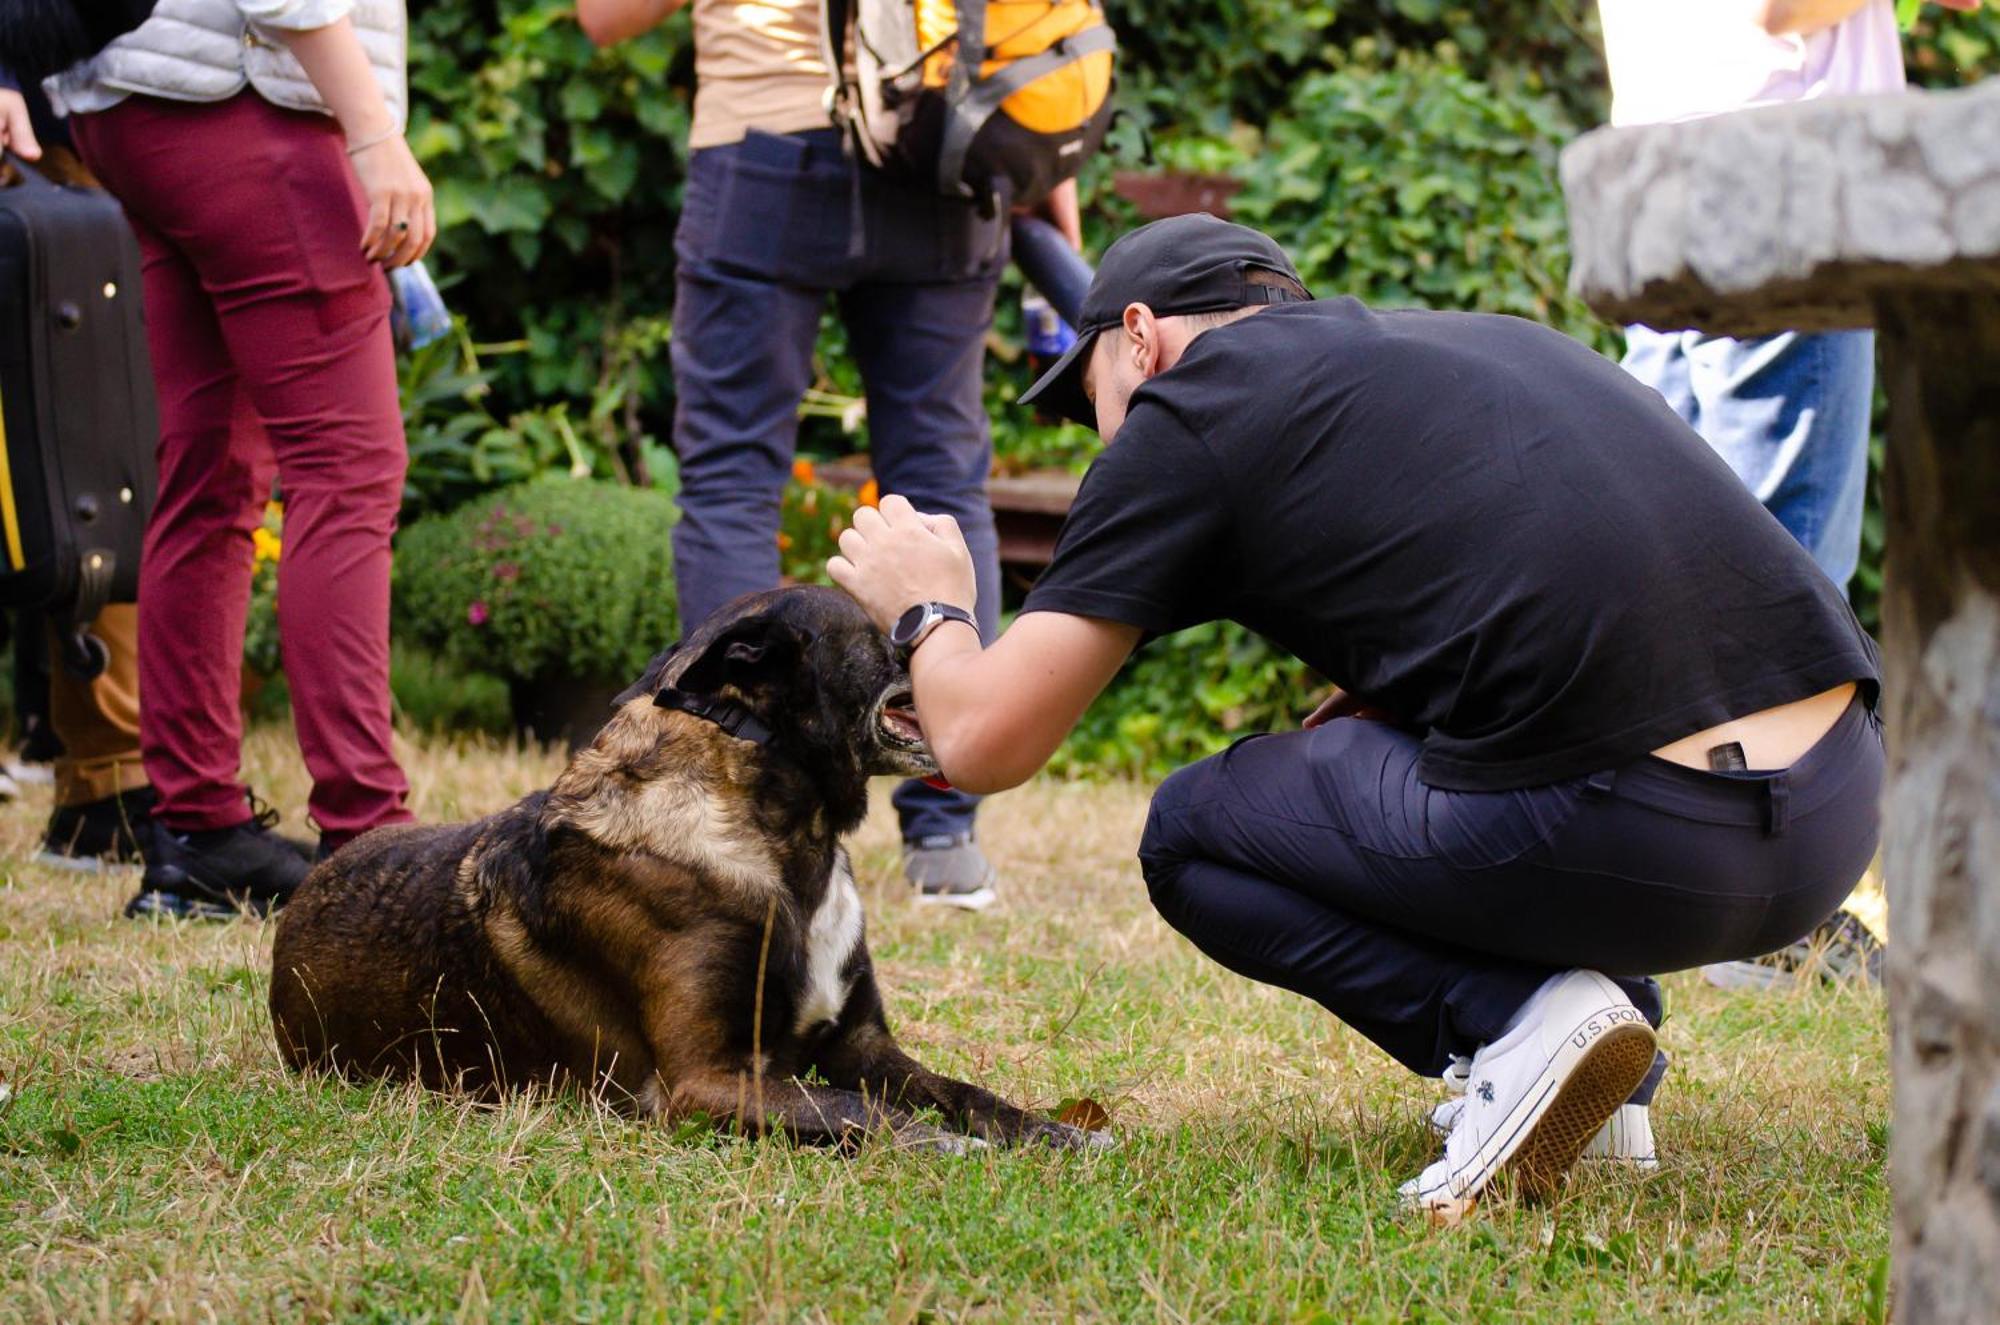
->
[0,152,157,677]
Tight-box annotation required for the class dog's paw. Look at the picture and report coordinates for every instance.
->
[891,1122,992,1156]
[1025,1119,1118,1153]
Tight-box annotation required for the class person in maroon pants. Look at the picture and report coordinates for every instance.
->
[45,3,434,920]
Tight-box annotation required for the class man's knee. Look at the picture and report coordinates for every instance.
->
[1137,763,1207,910]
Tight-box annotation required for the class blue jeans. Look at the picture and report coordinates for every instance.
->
[671,129,1006,842]
[1621,326,1873,592]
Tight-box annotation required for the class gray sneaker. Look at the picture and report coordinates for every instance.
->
[1701,908,1884,990]
[903,833,997,911]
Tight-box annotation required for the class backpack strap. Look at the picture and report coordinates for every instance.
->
[935,21,1116,202]
[949,0,987,97]
[820,0,861,150]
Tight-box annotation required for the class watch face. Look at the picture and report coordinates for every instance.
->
[890,603,931,647]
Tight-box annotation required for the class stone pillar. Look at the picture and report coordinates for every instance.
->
[1873,289,2000,1324]
[1562,80,2000,1321]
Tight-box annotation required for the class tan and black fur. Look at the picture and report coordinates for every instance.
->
[270,587,1096,1151]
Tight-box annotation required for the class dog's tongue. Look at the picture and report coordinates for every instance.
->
[882,702,949,787]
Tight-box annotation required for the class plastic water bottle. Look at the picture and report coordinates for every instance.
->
[1022,291,1076,376]
[389,260,452,351]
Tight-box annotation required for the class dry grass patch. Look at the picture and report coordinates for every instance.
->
[1,725,1891,1321]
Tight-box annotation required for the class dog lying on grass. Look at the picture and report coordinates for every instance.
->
[270,587,1099,1151]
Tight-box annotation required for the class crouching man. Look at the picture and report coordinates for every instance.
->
[828,216,1883,1214]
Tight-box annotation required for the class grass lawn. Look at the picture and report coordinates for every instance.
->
[1,726,1892,1322]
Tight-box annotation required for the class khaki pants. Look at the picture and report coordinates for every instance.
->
[47,604,145,807]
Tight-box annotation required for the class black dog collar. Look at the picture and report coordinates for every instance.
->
[655,688,774,747]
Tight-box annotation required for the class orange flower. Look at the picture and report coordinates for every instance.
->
[776,532,794,551]
[792,457,817,485]
[858,479,880,508]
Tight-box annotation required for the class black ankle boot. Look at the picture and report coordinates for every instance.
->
[126,794,311,921]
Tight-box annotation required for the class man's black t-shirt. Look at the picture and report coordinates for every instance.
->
[1020,298,1881,790]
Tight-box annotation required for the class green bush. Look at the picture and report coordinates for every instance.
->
[408,1,690,464]
[1053,623,1324,780]
[390,642,515,736]
[1231,55,1608,349]
[393,478,679,685]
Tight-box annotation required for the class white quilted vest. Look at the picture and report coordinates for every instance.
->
[51,0,407,128]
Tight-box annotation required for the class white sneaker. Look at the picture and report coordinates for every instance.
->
[1429,1058,1660,1170]
[1582,1104,1658,1169]
[1400,970,1657,1217]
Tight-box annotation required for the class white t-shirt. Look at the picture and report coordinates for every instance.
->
[1598,0,1906,127]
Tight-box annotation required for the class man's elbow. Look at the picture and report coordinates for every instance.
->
[576,2,624,46]
[1754,1,1811,35]
[929,717,1036,797]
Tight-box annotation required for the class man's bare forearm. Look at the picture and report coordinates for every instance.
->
[908,612,1140,795]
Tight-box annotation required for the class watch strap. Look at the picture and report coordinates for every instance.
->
[900,601,979,654]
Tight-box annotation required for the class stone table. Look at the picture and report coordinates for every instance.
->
[1562,78,1999,1323]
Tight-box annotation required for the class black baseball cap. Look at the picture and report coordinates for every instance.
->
[1018,214,1312,430]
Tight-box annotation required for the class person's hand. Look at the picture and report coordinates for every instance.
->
[1025,176,1083,250]
[349,133,435,269]
[828,493,978,634]
[1302,686,1396,729]
[0,89,43,162]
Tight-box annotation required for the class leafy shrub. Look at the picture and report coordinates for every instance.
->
[393,478,679,684]
[398,316,680,520]
[1052,623,1323,780]
[1231,55,1609,350]
[408,1,690,456]
[390,643,514,736]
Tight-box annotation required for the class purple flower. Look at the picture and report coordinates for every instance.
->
[493,561,520,583]
[467,601,490,626]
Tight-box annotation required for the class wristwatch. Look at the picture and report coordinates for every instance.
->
[889,601,979,658]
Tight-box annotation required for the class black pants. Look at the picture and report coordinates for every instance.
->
[1138,695,1882,1102]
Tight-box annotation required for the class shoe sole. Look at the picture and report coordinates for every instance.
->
[123,889,273,923]
[914,885,997,912]
[33,851,140,875]
[1436,1102,1663,1170]
[1503,1021,1659,1200]
[1411,1006,1657,1215]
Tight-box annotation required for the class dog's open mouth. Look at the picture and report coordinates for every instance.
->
[876,689,926,749]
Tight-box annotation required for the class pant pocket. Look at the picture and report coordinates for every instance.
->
[1424,780,1588,871]
[273,125,389,335]
[697,133,852,284]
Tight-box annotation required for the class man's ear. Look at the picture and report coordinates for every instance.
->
[672,615,812,697]
[1123,302,1163,379]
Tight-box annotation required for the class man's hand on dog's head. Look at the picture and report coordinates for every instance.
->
[828,493,978,634]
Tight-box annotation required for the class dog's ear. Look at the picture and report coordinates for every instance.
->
[673,615,812,697]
